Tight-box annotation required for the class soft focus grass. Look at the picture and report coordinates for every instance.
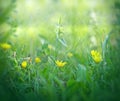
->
[0,0,120,101]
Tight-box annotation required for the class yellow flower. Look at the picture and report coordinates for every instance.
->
[35,57,41,63]
[91,50,102,63]
[67,52,73,57]
[55,60,67,67]
[0,43,11,50]
[48,44,53,50]
[21,61,27,68]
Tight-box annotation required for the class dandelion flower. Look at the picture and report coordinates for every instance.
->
[35,57,41,63]
[91,50,102,63]
[21,61,27,68]
[0,43,11,50]
[55,60,67,67]
[67,52,73,57]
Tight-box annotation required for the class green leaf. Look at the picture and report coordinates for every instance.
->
[102,30,113,60]
[76,64,87,82]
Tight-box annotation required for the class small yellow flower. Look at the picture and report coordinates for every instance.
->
[21,61,27,68]
[35,57,41,63]
[67,52,73,57]
[48,44,53,50]
[0,43,11,50]
[91,50,102,63]
[55,60,67,67]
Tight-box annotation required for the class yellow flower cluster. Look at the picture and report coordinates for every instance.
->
[21,57,41,69]
[91,50,102,63]
[7,43,102,70]
[0,43,11,50]
[55,60,67,67]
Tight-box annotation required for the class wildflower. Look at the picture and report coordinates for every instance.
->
[0,43,11,50]
[21,61,27,68]
[67,52,73,57]
[55,60,67,67]
[48,44,53,50]
[35,57,41,63]
[91,50,102,63]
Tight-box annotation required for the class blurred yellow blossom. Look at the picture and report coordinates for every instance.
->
[67,52,73,57]
[55,60,67,67]
[48,44,53,50]
[21,61,27,68]
[0,43,11,50]
[35,57,41,63]
[91,50,102,63]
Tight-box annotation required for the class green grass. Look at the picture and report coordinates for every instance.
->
[0,0,120,101]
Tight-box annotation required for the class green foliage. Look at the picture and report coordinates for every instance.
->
[0,0,120,101]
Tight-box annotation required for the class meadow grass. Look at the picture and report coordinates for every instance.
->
[0,0,120,101]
